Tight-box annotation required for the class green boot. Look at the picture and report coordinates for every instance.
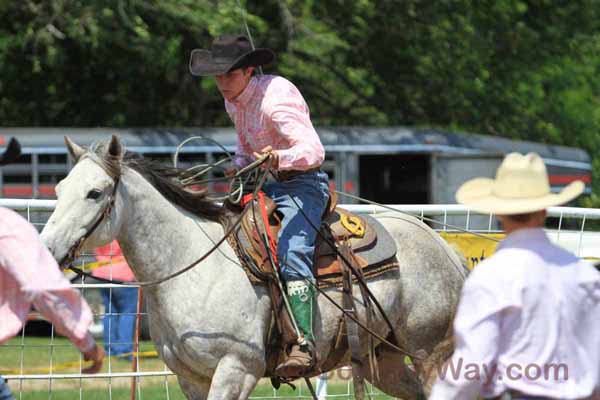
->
[275,279,317,377]
[287,279,316,343]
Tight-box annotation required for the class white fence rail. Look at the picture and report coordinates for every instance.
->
[4,198,600,218]
[1,199,599,399]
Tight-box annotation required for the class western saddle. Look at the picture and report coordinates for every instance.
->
[226,191,398,286]
[222,191,399,380]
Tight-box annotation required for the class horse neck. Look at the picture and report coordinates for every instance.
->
[115,169,223,284]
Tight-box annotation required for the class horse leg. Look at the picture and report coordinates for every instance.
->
[359,345,427,400]
[177,376,210,400]
[206,355,263,400]
[415,332,454,393]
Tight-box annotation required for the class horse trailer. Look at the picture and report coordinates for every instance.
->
[0,127,591,206]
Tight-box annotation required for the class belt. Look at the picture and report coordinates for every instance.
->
[276,167,321,181]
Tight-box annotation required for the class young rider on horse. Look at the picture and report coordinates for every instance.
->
[189,34,330,376]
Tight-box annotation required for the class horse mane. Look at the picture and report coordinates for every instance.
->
[87,143,224,222]
[124,154,225,222]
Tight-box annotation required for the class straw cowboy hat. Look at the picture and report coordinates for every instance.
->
[456,152,585,215]
[189,35,274,76]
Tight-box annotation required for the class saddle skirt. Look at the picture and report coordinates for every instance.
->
[222,193,400,379]
[224,193,399,288]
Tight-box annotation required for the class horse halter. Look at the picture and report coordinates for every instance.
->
[59,177,121,269]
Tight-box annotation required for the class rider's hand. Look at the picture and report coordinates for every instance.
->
[253,146,279,169]
[82,344,104,374]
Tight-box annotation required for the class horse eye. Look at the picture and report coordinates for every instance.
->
[87,189,103,200]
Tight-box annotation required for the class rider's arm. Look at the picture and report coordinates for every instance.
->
[265,78,324,171]
[31,291,96,352]
[32,287,104,373]
[0,210,96,354]
[225,100,255,169]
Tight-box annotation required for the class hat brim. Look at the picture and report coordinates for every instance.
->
[189,48,274,77]
[456,178,585,215]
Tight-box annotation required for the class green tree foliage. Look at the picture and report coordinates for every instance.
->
[1,0,599,194]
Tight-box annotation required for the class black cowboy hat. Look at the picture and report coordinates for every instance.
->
[0,138,21,166]
[189,35,274,77]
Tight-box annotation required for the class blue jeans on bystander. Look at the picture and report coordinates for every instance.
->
[101,287,139,360]
[0,376,13,400]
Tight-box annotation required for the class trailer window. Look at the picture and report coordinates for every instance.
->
[359,154,429,204]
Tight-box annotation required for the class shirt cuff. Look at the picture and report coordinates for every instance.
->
[274,149,298,170]
[77,332,96,353]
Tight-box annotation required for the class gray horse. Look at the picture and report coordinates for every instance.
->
[41,136,468,399]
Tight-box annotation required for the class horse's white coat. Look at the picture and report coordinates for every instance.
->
[41,137,467,399]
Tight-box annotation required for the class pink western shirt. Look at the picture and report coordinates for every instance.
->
[225,75,325,171]
[430,228,600,399]
[92,240,135,282]
[0,207,95,352]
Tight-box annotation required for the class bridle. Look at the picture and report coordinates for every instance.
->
[59,177,120,269]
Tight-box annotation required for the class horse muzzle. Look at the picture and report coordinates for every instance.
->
[57,237,86,271]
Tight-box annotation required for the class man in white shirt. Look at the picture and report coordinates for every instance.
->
[430,153,600,400]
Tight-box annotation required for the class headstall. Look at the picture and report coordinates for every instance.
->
[59,177,120,269]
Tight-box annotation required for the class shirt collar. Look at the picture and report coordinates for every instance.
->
[498,227,549,251]
[229,76,258,108]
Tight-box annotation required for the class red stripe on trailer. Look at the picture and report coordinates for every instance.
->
[2,184,57,197]
[548,174,591,185]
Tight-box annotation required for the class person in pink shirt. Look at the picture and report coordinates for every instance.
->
[0,207,104,399]
[190,35,330,376]
[92,240,138,361]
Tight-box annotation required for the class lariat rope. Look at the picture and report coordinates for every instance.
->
[173,137,500,242]
[65,152,272,287]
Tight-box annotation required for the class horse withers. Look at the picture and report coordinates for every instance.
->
[41,135,468,400]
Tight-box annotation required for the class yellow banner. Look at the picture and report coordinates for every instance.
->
[439,232,505,270]
[439,232,599,270]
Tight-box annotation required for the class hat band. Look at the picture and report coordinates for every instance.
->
[491,187,551,199]
[213,56,237,63]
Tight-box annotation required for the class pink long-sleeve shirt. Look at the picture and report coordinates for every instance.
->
[225,75,325,171]
[0,207,95,352]
[92,240,135,282]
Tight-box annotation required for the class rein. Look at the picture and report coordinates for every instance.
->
[64,156,271,287]
[67,207,249,287]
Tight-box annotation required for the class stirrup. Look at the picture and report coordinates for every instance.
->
[274,342,316,377]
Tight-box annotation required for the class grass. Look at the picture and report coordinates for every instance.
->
[1,337,395,399]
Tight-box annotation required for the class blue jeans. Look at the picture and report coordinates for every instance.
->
[263,171,330,282]
[101,287,139,358]
[0,377,13,400]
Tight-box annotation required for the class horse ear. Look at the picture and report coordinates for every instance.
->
[64,136,85,162]
[107,134,124,159]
